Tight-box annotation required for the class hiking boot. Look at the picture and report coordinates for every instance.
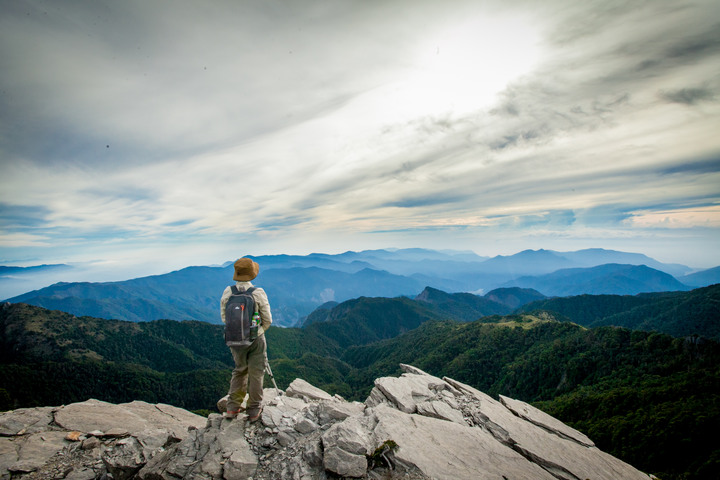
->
[247,407,263,422]
[224,408,245,419]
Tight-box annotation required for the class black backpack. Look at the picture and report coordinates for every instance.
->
[224,286,259,347]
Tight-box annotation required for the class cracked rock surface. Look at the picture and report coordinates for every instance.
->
[0,364,651,480]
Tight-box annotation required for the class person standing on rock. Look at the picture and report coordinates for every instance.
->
[220,258,273,421]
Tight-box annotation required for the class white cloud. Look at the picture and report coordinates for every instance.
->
[0,232,51,248]
[1,0,719,272]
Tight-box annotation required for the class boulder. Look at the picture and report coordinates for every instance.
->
[369,371,456,414]
[0,407,54,436]
[294,417,319,434]
[137,414,257,480]
[261,394,311,429]
[416,400,466,425]
[0,438,17,474]
[499,394,594,447]
[372,403,555,479]
[102,436,145,480]
[444,377,650,480]
[0,399,208,480]
[323,446,367,478]
[285,378,333,401]
[318,399,366,423]
[53,399,204,441]
[321,415,375,456]
[54,399,148,434]
[302,439,323,467]
[7,431,68,475]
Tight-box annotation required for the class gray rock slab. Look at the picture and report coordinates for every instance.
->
[136,430,198,480]
[101,428,129,438]
[276,430,298,447]
[444,377,650,480]
[224,447,257,480]
[323,446,367,478]
[0,407,55,436]
[261,395,309,428]
[11,431,68,474]
[54,399,204,441]
[302,439,323,467]
[322,415,375,456]
[272,395,308,414]
[0,437,18,477]
[364,386,389,409]
[102,436,145,480]
[122,401,206,438]
[371,404,555,480]
[499,394,595,447]
[135,428,173,457]
[416,400,466,425]
[319,400,366,423]
[285,378,333,401]
[260,405,285,428]
[263,386,284,401]
[65,466,97,480]
[373,373,452,414]
[399,363,431,376]
[80,436,101,451]
[217,417,257,479]
[54,399,144,433]
[294,417,318,434]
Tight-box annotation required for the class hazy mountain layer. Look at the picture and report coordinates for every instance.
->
[504,263,690,296]
[4,248,713,327]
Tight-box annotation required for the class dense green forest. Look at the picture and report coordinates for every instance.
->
[2,287,719,480]
[519,283,720,339]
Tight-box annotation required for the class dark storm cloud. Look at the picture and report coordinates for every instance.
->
[659,87,716,105]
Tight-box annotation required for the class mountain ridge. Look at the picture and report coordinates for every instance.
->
[517,283,720,339]
[504,263,690,296]
[2,294,719,479]
[4,248,713,327]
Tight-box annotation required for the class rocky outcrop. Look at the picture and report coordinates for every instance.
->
[0,399,206,480]
[0,365,651,480]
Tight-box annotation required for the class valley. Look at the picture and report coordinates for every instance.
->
[2,281,719,480]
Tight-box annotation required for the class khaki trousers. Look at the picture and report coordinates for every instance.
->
[227,334,266,413]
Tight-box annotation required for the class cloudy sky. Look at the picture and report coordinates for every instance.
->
[1,0,719,281]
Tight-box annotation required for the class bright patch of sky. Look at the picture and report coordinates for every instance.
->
[1,0,719,282]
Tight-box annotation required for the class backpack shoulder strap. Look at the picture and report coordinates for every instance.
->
[245,287,258,313]
[230,285,240,295]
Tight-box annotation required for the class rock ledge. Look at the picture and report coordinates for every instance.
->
[0,365,651,480]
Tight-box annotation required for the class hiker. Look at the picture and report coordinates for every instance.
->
[220,257,273,421]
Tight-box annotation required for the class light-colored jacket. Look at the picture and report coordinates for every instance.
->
[220,281,273,336]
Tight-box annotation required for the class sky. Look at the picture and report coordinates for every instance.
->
[1,0,719,284]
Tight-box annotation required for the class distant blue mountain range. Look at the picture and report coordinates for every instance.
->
[502,263,690,296]
[3,248,717,326]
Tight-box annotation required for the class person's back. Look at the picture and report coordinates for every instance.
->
[220,258,272,421]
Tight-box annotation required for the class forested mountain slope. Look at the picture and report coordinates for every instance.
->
[337,315,720,480]
[414,286,514,320]
[3,295,718,479]
[519,283,720,339]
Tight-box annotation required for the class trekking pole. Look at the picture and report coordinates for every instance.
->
[265,358,281,395]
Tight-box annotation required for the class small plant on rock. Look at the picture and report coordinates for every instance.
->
[368,439,399,470]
